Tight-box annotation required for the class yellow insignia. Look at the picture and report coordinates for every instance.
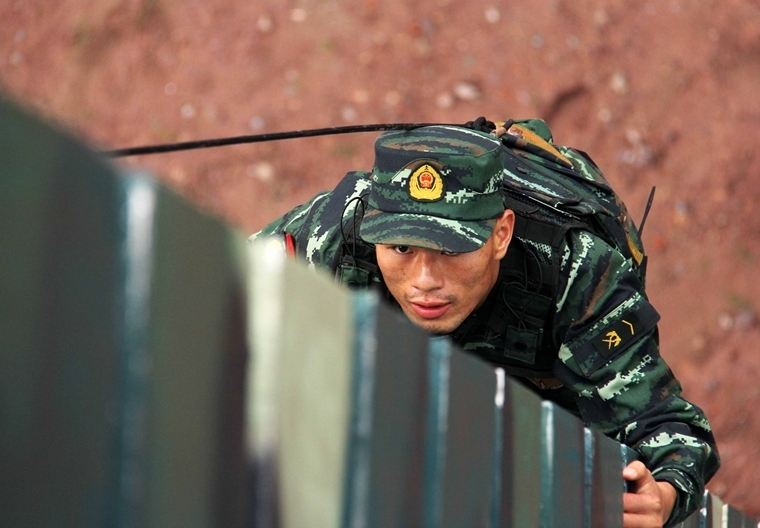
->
[409,163,444,201]
[602,330,623,349]
[592,313,641,357]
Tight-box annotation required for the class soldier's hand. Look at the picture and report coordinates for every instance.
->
[622,461,677,528]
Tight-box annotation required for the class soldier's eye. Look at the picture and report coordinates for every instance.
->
[441,250,459,256]
[393,245,411,254]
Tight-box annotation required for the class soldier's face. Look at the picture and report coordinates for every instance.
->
[375,210,514,335]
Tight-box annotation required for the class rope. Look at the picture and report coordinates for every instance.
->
[104,122,457,157]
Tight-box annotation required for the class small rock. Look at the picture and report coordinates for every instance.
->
[340,105,358,122]
[618,150,637,165]
[436,91,454,109]
[625,128,642,145]
[593,10,609,26]
[516,90,532,107]
[290,8,307,23]
[247,162,275,182]
[249,116,265,131]
[734,309,757,330]
[484,7,500,24]
[718,312,734,331]
[610,70,629,94]
[597,107,612,123]
[256,14,273,33]
[180,103,196,119]
[672,200,689,226]
[453,81,480,101]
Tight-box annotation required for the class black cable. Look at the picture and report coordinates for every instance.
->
[340,193,368,261]
[104,122,458,157]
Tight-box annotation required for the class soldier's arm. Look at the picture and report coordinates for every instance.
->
[551,230,720,526]
[249,171,373,271]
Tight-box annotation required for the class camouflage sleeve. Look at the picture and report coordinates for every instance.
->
[551,230,720,526]
[249,171,373,272]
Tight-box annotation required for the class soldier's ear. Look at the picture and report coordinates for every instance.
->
[492,209,515,260]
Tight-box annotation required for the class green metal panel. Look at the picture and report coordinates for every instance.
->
[424,340,497,528]
[248,242,354,528]
[342,293,428,528]
[0,94,248,528]
[490,368,506,528]
[723,503,748,527]
[701,492,723,528]
[585,428,623,528]
[621,444,641,465]
[138,182,248,528]
[502,379,544,528]
[621,444,641,494]
[0,93,125,528]
[679,507,701,527]
[540,401,584,528]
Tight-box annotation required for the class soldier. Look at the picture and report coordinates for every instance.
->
[252,120,719,527]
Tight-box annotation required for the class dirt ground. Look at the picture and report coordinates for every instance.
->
[3,0,760,517]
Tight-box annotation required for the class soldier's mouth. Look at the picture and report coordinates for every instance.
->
[409,301,451,319]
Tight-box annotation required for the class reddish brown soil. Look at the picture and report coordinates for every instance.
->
[3,0,760,517]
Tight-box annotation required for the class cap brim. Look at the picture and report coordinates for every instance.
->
[359,207,496,253]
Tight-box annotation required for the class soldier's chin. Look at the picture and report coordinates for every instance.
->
[413,318,459,336]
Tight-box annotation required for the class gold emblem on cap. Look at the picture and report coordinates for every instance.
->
[409,163,444,201]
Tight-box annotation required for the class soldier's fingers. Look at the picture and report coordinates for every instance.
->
[623,460,648,481]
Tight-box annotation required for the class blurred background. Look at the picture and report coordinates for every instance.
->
[2,0,759,517]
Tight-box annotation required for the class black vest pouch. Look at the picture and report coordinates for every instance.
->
[504,327,541,365]
[337,262,373,290]
[336,239,382,290]
[495,281,557,377]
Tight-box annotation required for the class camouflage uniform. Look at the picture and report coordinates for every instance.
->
[252,124,719,526]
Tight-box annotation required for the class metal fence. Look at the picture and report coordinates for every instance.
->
[0,94,755,528]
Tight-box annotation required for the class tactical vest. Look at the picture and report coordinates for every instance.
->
[333,119,649,381]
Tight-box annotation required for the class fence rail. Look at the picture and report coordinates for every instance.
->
[0,94,755,528]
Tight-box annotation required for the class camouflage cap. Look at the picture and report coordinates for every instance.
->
[359,125,506,253]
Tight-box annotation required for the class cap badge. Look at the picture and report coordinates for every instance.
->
[409,163,444,202]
